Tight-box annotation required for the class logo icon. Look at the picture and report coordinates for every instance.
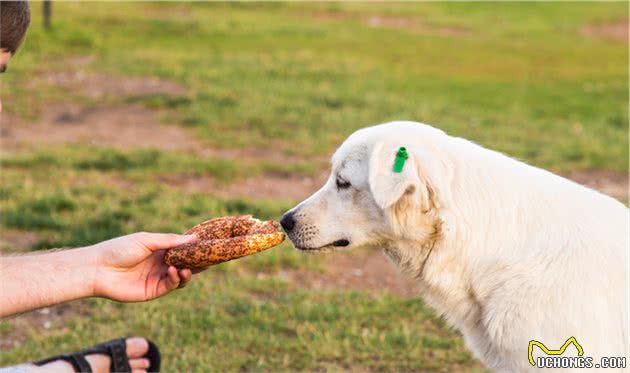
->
[528,337,584,366]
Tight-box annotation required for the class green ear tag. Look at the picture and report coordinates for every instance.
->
[393,147,408,173]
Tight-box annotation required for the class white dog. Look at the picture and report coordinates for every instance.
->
[281,121,628,372]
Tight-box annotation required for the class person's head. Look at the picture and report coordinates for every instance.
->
[0,1,30,72]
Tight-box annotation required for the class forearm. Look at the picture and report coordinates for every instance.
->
[0,247,97,318]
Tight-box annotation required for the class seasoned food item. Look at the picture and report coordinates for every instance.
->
[164,215,285,269]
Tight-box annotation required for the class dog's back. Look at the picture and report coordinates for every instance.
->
[436,129,628,371]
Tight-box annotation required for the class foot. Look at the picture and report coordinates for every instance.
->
[24,337,151,373]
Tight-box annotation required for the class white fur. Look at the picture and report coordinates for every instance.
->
[284,121,629,372]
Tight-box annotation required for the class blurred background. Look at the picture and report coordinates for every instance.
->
[0,2,627,371]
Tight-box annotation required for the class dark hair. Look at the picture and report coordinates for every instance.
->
[1,1,30,55]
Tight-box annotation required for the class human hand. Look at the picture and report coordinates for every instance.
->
[90,232,200,302]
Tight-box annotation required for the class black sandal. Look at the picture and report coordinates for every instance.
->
[33,337,161,373]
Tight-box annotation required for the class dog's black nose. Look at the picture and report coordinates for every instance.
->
[280,212,296,232]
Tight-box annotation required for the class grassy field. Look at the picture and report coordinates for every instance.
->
[1,2,627,372]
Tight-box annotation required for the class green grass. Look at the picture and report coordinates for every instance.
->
[0,279,477,372]
[0,176,292,249]
[4,2,627,171]
[0,2,626,371]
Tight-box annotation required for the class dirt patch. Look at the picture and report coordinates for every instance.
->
[144,4,192,20]
[0,301,93,350]
[219,172,328,201]
[285,249,418,297]
[310,11,469,36]
[581,20,628,42]
[1,103,207,152]
[200,145,321,166]
[32,71,187,100]
[365,15,468,36]
[4,68,312,165]
[1,104,312,166]
[2,66,210,155]
[0,229,40,254]
[159,171,329,201]
[63,55,96,68]
[564,169,628,202]
[3,68,201,152]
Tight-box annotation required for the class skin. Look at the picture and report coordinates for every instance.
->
[0,232,199,318]
[0,48,10,111]
[0,48,10,71]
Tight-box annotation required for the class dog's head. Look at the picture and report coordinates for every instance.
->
[281,122,448,253]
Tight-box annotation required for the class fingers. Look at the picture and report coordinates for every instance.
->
[156,266,199,297]
[178,269,192,287]
[166,266,181,290]
[135,232,197,252]
[165,266,193,290]
[151,266,180,299]
[155,266,181,298]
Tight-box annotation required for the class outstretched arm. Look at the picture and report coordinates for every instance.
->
[0,232,198,318]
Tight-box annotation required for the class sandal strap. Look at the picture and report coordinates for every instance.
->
[34,353,92,372]
[145,340,161,373]
[68,354,93,373]
[80,338,132,373]
[109,338,132,373]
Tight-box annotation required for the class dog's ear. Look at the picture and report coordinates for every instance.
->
[368,142,434,212]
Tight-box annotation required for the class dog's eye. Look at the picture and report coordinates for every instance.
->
[336,177,351,190]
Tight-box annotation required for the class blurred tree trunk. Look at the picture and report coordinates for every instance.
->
[43,0,51,29]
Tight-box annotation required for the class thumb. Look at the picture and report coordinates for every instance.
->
[135,232,197,252]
